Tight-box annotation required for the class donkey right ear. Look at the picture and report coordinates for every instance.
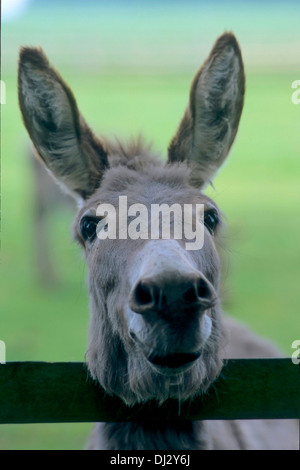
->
[168,33,245,188]
[18,47,108,201]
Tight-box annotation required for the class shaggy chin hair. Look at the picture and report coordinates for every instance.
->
[87,290,225,406]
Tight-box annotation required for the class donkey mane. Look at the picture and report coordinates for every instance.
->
[103,135,159,168]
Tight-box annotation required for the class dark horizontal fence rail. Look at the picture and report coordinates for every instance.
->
[0,359,299,424]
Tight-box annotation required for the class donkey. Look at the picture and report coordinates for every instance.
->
[18,33,297,450]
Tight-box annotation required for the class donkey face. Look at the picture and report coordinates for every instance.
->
[74,167,223,404]
[18,33,245,405]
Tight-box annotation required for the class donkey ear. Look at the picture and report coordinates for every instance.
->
[168,33,245,188]
[18,47,108,201]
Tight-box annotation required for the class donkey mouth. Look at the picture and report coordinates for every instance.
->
[147,351,201,370]
[129,330,201,371]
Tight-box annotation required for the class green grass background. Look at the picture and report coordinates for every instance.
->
[1,0,300,450]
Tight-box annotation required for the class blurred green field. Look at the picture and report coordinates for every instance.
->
[1,0,300,450]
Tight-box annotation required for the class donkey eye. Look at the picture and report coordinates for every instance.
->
[80,217,99,242]
[204,210,219,234]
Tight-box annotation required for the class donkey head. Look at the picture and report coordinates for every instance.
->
[18,33,244,405]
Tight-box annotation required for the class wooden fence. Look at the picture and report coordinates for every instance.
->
[0,359,299,424]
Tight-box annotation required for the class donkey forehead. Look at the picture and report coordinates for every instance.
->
[76,164,219,216]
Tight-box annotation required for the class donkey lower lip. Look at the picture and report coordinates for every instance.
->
[147,351,201,369]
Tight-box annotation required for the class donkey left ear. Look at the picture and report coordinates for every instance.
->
[168,32,245,188]
[18,47,109,202]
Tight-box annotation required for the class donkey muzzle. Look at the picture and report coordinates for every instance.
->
[129,271,216,319]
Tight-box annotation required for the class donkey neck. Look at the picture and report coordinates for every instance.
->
[100,420,208,450]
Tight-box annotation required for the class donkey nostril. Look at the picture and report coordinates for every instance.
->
[183,286,198,303]
[183,278,212,304]
[130,274,215,315]
[134,282,153,306]
[197,278,211,300]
